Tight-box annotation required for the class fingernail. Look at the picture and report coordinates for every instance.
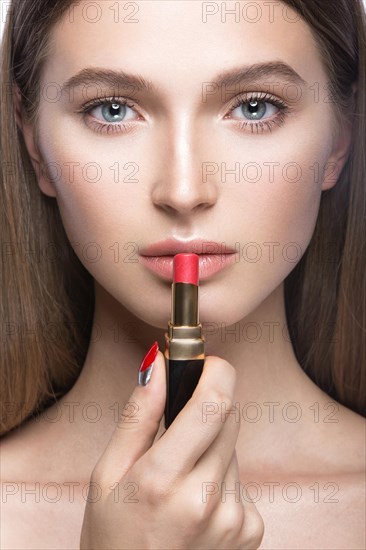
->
[138,341,159,386]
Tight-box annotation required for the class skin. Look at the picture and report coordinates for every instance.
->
[1,1,365,548]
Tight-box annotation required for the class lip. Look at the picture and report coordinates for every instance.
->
[140,238,237,256]
[139,239,237,281]
[140,254,236,281]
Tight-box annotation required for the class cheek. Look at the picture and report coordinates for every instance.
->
[206,121,332,321]
[37,117,145,248]
[260,136,330,252]
[252,158,322,252]
[215,115,333,264]
[36,113,174,327]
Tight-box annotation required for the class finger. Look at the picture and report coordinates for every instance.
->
[211,452,265,550]
[193,393,241,483]
[92,347,166,486]
[147,356,237,480]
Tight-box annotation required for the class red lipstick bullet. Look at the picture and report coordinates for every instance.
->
[164,253,205,428]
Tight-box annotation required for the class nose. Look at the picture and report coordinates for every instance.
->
[151,118,218,218]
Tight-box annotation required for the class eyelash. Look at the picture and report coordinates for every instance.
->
[224,91,291,133]
[77,91,291,135]
[76,96,138,135]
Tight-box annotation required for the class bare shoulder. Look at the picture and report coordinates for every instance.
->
[0,417,50,481]
[0,406,95,482]
[1,422,86,550]
[0,477,86,550]
[256,469,365,549]
[253,401,365,549]
[332,401,365,472]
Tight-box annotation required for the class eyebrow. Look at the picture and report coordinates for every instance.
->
[61,61,307,96]
[213,61,307,89]
[61,68,153,95]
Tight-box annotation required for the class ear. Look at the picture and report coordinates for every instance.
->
[322,82,357,191]
[13,84,57,198]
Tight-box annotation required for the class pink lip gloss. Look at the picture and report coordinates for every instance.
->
[164,253,205,428]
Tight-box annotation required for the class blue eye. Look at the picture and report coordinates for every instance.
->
[89,102,137,124]
[76,96,143,134]
[100,103,127,122]
[225,92,291,133]
[233,99,278,121]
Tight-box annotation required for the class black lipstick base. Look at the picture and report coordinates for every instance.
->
[164,357,205,428]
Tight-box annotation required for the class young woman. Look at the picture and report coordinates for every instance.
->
[1,0,365,548]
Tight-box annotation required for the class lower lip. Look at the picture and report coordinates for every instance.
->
[139,254,236,281]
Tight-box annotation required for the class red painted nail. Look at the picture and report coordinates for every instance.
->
[138,341,159,385]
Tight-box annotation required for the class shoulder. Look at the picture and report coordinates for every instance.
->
[1,418,45,482]
[330,402,365,472]
[255,400,365,548]
[1,423,87,550]
[256,470,365,549]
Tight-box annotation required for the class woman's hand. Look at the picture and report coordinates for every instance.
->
[79,350,265,549]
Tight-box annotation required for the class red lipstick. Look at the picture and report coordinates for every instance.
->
[174,253,199,285]
[164,253,205,428]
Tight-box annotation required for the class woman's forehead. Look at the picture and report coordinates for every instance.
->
[44,0,326,95]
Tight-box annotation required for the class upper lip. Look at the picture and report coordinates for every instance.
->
[139,238,237,256]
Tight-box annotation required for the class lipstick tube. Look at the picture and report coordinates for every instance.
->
[164,253,205,429]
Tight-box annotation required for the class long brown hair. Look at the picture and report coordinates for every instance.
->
[1,0,365,436]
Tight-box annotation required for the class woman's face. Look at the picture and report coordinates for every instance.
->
[31,0,340,328]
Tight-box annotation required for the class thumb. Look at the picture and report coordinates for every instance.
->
[92,342,166,486]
